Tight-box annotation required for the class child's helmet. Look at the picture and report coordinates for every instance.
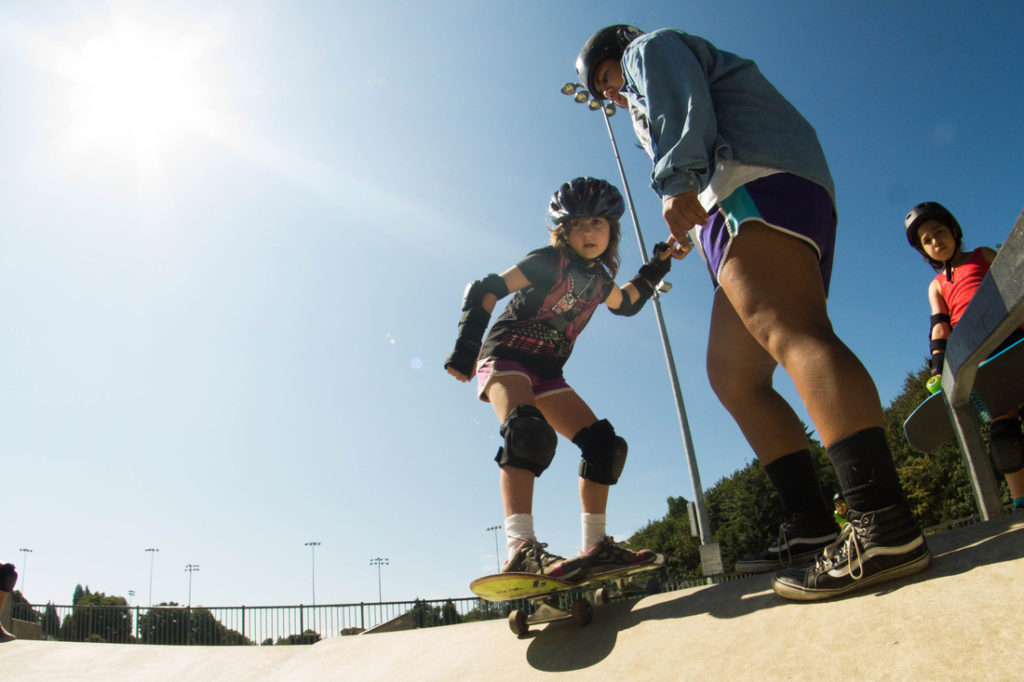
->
[904,201,962,255]
[548,177,625,223]
[576,25,644,101]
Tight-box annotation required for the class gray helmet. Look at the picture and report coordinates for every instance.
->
[576,25,644,101]
[905,201,962,253]
[548,177,625,224]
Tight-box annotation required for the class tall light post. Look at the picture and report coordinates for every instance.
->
[369,557,388,603]
[145,548,159,606]
[184,564,199,607]
[304,541,321,606]
[18,548,31,596]
[560,82,712,545]
[485,525,502,572]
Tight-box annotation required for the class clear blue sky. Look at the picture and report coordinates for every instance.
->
[2,0,1022,609]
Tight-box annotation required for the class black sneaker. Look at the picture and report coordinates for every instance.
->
[501,539,582,580]
[772,503,931,601]
[734,511,839,573]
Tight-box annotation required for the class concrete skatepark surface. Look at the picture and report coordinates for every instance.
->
[3,513,1022,680]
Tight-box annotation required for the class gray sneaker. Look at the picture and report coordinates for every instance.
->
[502,539,582,580]
[559,536,659,582]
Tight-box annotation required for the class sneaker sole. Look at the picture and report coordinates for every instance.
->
[772,550,932,601]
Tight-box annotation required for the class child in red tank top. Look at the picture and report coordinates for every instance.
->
[906,202,1024,511]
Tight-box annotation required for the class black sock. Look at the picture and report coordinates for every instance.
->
[764,450,831,521]
[828,427,904,511]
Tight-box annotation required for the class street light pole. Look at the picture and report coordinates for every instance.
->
[560,83,712,544]
[369,557,388,603]
[485,525,502,572]
[18,548,31,596]
[184,564,199,607]
[304,541,321,606]
[145,548,159,606]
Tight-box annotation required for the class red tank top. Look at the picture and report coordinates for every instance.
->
[936,249,988,326]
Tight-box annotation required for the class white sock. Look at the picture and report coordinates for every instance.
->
[505,513,535,558]
[582,513,607,553]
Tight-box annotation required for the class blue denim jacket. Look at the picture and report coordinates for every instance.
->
[621,29,835,207]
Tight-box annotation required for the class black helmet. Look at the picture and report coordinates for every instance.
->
[833,492,845,503]
[548,177,625,223]
[904,201,962,254]
[576,25,644,101]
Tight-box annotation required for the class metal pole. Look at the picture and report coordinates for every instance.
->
[304,541,321,606]
[485,525,501,572]
[369,557,388,603]
[185,564,199,607]
[145,548,159,606]
[18,548,31,596]
[597,105,712,544]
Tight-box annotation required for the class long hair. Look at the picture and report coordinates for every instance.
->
[549,216,622,277]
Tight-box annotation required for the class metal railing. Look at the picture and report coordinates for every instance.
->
[7,596,510,645]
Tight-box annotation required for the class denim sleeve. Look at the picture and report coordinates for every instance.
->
[623,33,717,198]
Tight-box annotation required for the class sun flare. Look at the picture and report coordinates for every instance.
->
[68,26,205,155]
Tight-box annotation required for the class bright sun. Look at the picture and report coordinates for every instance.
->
[21,12,229,199]
[68,25,206,156]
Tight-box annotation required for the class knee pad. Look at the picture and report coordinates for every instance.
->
[573,419,628,485]
[0,563,17,592]
[494,405,557,477]
[989,419,1024,474]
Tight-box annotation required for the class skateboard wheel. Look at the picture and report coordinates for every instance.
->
[570,598,592,626]
[594,587,609,605]
[508,610,529,636]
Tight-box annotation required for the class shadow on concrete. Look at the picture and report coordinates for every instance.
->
[524,514,1023,673]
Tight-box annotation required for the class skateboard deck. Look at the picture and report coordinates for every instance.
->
[470,556,665,636]
[904,337,1024,452]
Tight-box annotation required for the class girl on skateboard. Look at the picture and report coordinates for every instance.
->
[905,201,1024,511]
[445,176,686,579]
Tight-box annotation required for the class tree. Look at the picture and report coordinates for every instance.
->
[59,591,132,643]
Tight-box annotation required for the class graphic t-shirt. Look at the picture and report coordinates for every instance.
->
[479,246,614,379]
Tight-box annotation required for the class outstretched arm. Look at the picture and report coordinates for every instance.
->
[444,267,529,383]
[606,240,687,316]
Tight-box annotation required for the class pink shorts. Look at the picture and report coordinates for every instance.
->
[476,358,573,402]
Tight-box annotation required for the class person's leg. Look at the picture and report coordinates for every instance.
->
[537,390,657,575]
[708,288,838,573]
[989,415,1024,508]
[715,222,929,598]
[716,222,882,445]
[485,375,572,576]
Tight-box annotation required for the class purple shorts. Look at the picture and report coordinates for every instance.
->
[476,358,572,402]
[699,173,836,293]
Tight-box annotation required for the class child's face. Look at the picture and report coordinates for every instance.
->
[917,220,956,261]
[592,59,629,108]
[567,216,611,260]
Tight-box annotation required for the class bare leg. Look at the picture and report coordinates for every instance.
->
[707,288,811,464]
[716,222,883,448]
[536,390,606,513]
[486,374,540,517]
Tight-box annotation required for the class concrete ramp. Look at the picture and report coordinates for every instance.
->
[3,514,1023,680]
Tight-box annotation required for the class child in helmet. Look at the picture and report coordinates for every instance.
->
[575,25,931,601]
[445,176,685,580]
[905,201,1024,512]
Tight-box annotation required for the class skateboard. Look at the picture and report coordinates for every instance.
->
[470,556,664,636]
[904,337,1024,452]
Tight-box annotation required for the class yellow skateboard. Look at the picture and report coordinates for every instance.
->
[470,556,664,636]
